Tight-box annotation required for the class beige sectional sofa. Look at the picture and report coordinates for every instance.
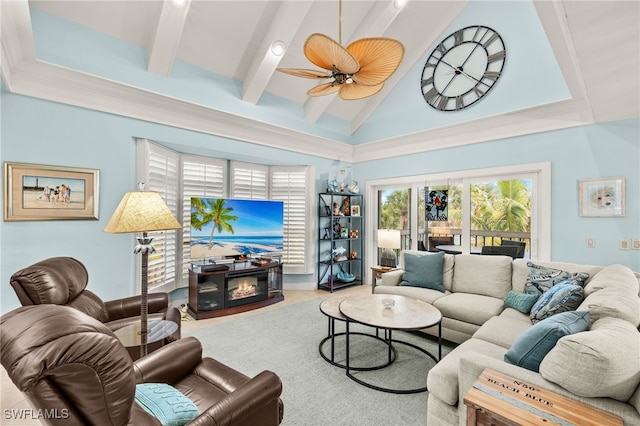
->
[374,250,640,425]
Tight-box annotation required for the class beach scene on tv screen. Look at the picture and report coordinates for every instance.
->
[190,197,284,260]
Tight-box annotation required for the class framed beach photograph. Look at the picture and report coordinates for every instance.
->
[578,176,625,217]
[4,162,99,221]
[351,205,361,216]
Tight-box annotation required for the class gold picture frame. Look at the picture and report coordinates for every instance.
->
[578,176,625,217]
[4,162,99,221]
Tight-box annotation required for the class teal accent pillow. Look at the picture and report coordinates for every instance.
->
[399,252,445,292]
[524,262,589,296]
[503,290,540,314]
[529,280,584,323]
[135,383,200,426]
[504,310,589,372]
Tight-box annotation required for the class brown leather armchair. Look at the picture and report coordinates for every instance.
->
[9,256,181,359]
[1,305,284,426]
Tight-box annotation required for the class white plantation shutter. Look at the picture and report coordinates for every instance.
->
[230,162,268,199]
[181,155,226,280]
[270,166,314,274]
[137,140,180,293]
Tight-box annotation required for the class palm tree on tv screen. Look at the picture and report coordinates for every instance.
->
[191,198,238,249]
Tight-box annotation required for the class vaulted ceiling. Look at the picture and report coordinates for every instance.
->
[2,1,638,162]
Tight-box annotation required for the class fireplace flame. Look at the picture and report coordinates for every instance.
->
[229,281,258,300]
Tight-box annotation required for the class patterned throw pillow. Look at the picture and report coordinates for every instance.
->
[524,262,589,296]
[135,383,200,426]
[529,280,585,323]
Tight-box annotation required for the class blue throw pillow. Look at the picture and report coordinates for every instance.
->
[504,310,589,372]
[529,280,584,323]
[503,290,540,314]
[135,383,200,426]
[399,252,445,292]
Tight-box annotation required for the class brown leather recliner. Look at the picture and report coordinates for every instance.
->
[1,305,284,426]
[9,256,181,359]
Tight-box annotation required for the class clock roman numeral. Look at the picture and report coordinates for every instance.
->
[455,96,465,110]
[487,50,505,63]
[423,87,440,105]
[473,86,485,98]
[437,96,448,110]
[436,43,449,57]
[421,77,434,88]
[482,32,499,48]
[453,29,464,46]
[483,71,501,81]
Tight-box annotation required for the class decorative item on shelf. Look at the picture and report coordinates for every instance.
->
[344,196,350,215]
[346,181,359,194]
[104,183,181,358]
[349,229,359,238]
[327,179,338,193]
[337,272,356,283]
[333,221,343,238]
[333,202,343,216]
[349,251,357,260]
[322,227,330,239]
[378,229,401,268]
[340,227,349,239]
[333,246,348,262]
[350,205,361,216]
[339,182,345,192]
[327,275,333,288]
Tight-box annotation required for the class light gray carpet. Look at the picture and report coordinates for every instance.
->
[185,298,454,426]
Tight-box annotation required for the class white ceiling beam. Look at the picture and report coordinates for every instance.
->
[242,1,313,104]
[147,0,191,76]
[303,0,408,123]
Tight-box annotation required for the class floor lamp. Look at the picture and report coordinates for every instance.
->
[378,229,401,268]
[104,184,181,357]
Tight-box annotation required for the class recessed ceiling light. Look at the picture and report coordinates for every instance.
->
[271,40,286,56]
[393,0,408,9]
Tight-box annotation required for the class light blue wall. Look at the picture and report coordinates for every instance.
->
[0,89,336,314]
[354,118,640,269]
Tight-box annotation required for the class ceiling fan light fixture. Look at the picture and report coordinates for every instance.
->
[271,40,286,56]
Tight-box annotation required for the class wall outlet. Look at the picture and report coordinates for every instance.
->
[585,237,595,248]
[633,239,640,250]
[619,239,629,250]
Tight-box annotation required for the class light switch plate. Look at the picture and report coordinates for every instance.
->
[619,239,629,250]
[585,237,595,248]
[633,239,640,250]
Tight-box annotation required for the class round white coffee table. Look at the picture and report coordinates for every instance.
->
[339,294,442,394]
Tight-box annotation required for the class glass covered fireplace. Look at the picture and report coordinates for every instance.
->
[225,271,268,308]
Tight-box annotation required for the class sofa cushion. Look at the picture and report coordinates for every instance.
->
[473,315,532,349]
[503,290,539,314]
[400,252,445,292]
[504,311,589,372]
[529,281,584,323]
[582,264,640,297]
[433,293,504,326]
[427,338,508,405]
[452,255,512,299]
[524,262,589,296]
[578,286,640,327]
[540,317,640,402]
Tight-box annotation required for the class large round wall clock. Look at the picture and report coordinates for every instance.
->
[420,25,506,111]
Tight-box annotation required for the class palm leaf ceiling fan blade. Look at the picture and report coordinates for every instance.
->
[304,33,359,74]
[347,38,405,86]
[339,82,385,100]
[276,68,332,79]
[308,82,341,97]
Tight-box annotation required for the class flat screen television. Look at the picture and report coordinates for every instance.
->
[190,197,284,261]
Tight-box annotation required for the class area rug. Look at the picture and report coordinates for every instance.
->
[185,298,454,425]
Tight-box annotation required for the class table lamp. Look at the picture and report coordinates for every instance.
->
[378,229,401,268]
[104,183,181,357]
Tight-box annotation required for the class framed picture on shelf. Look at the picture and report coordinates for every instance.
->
[4,161,99,221]
[351,205,361,216]
[578,176,625,217]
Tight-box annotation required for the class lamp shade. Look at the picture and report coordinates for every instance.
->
[104,191,181,234]
[377,229,401,249]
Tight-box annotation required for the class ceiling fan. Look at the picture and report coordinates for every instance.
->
[277,0,404,100]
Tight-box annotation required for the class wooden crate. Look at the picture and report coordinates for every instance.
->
[463,368,623,426]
